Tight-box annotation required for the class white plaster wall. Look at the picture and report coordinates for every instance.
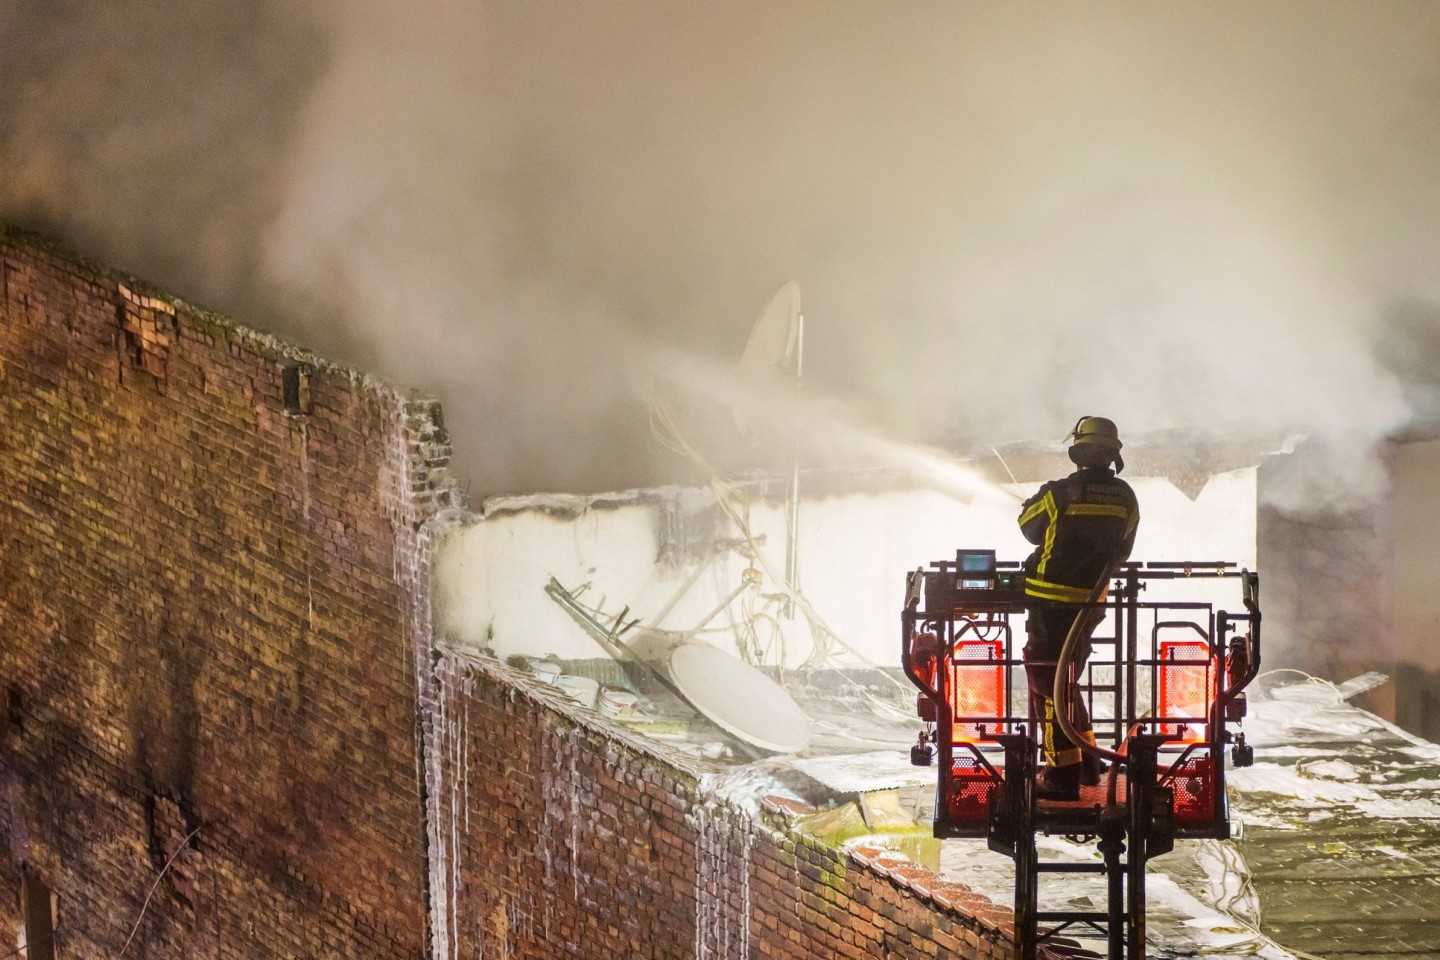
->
[434,467,1257,667]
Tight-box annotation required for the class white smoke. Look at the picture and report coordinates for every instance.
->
[5,1,1440,496]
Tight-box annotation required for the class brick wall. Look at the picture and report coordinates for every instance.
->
[427,650,1015,960]
[1257,448,1395,717]
[0,225,455,958]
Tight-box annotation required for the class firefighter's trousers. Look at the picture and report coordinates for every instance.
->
[1024,603,1103,769]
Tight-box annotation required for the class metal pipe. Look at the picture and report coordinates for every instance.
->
[784,313,804,619]
[685,570,759,638]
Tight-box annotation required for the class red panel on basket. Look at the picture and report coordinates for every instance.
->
[946,754,998,822]
[950,639,1004,742]
[1170,752,1215,824]
[1158,640,1211,743]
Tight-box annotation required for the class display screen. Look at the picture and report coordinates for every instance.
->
[956,550,996,590]
[959,551,995,573]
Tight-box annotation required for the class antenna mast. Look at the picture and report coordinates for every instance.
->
[738,281,805,621]
[784,313,804,619]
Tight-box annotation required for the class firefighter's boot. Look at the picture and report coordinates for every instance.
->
[1081,752,1106,787]
[1037,764,1081,801]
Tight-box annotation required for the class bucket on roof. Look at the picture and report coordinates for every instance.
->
[525,657,562,685]
[598,687,638,719]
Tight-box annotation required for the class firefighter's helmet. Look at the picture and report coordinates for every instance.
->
[1067,416,1124,472]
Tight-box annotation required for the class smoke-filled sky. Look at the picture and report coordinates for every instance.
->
[5,1,1440,496]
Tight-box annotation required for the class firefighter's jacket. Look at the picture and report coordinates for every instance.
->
[1018,465,1139,604]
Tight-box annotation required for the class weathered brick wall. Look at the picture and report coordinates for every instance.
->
[0,225,454,958]
[428,650,1014,960]
[1257,448,1395,717]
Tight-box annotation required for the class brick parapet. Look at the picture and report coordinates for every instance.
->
[430,648,1013,959]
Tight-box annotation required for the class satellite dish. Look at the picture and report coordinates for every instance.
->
[668,641,812,754]
[736,281,802,441]
[741,281,802,376]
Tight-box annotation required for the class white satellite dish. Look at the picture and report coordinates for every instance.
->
[735,281,802,441]
[668,641,812,754]
[741,281,802,376]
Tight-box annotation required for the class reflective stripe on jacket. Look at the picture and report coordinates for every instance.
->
[1018,466,1138,603]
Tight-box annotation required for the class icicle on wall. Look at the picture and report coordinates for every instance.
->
[429,659,475,960]
[693,804,753,960]
[541,723,584,912]
[430,660,453,960]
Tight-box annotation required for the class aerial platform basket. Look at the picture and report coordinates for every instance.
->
[900,551,1261,960]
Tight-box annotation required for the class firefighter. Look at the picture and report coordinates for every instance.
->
[1018,416,1139,800]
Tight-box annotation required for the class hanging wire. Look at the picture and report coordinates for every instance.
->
[1254,667,1337,691]
[116,822,204,958]
[649,393,913,696]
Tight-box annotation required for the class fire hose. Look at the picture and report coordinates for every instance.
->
[1052,562,1129,770]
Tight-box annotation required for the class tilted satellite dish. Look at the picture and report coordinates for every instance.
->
[668,641,812,754]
